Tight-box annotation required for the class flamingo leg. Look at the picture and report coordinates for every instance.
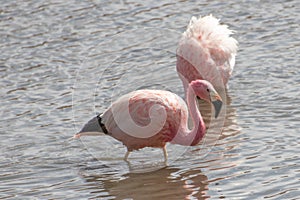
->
[163,146,168,164]
[124,151,130,161]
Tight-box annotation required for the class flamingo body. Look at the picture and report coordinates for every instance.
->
[177,15,238,89]
[101,90,187,151]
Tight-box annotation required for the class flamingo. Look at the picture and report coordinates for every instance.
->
[176,15,238,90]
[74,80,222,163]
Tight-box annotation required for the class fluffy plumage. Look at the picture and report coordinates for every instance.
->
[177,15,238,88]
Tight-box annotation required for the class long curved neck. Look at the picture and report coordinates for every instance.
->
[172,85,206,146]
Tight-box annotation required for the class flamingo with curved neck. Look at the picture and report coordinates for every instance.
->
[74,80,222,163]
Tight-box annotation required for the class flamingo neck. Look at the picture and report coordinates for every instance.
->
[173,85,206,146]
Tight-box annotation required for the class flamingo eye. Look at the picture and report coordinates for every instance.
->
[207,88,210,92]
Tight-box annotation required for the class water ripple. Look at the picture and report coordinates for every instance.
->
[1,0,299,199]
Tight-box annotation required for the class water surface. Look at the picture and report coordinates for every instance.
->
[1,0,299,199]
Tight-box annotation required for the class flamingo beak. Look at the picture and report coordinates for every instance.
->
[211,93,222,118]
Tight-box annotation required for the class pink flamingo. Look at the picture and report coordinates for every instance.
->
[74,80,222,162]
[176,15,238,90]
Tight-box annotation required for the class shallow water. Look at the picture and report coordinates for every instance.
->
[1,0,299,199]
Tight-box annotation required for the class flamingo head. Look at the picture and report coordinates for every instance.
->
[190,80,223,118]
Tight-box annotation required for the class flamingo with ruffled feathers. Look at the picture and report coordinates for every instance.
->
[74,80,222,162]
[176,15,238,91]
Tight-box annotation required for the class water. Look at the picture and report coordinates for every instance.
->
[1,0,299,199]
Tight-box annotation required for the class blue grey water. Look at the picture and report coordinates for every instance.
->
[1,0,299,199]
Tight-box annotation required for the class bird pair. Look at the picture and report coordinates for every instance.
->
[74,15,238,164]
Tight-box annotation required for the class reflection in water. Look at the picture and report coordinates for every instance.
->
[79,166,209,200]
[220,93,241,138]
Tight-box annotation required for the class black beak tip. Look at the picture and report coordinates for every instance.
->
[212,100,223,118]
